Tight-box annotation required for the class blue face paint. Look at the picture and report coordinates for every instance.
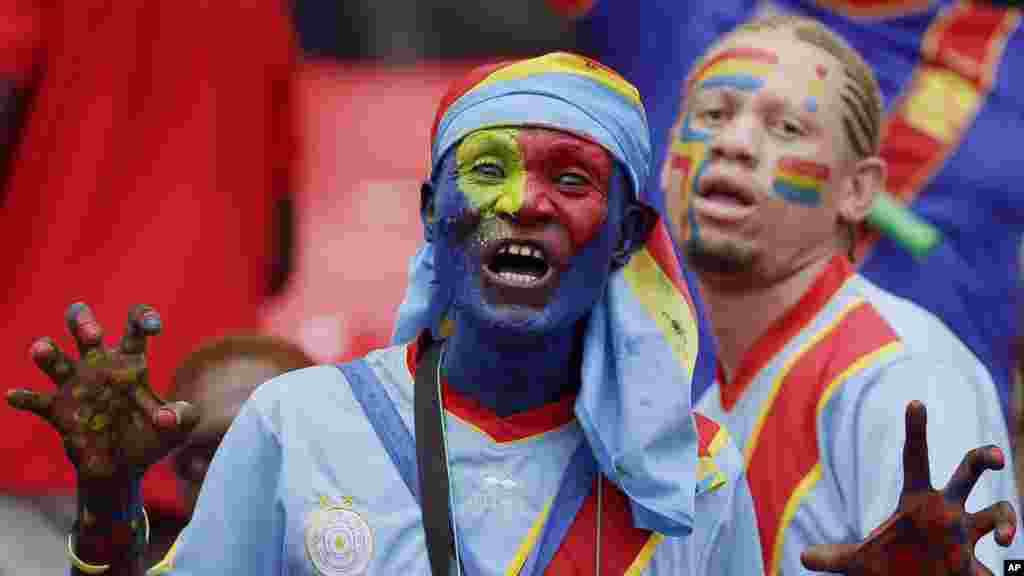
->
[671,111,712,251]
[429,149,632,416]
[698,76,764,92]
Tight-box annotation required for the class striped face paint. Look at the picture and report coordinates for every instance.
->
[772,157,830,206]
[455,128,526,218]
[666,113,712,242]
[690,47,779,93]
[805,64,828,114]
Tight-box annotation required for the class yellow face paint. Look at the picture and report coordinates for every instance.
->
[455,128,526,218]
[665,113,711,243]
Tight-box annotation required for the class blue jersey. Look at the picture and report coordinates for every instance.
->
[150,343,763,575]
[696,255,1022,575]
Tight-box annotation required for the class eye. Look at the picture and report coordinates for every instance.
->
[698,107,726,125]
[557,171,590,187]
[773,119,805,140]
[471,162,505,179]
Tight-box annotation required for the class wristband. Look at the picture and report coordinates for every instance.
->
[67,507,150,574]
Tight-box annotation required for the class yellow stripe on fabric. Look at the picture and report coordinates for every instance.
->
[622,247,699,376]
[697,457,728,494]
[697,426,731,496]
[696,457,716,482]
[903,66,982,142]
[769,464,823,576]
[708,427,729,458]
[624,533,666,576]
[743,290,860,466]
[767,340,903,575]
[506,496,555,575]
[474,52,642,107]
[816,341,904,416]
[146,536,180,575]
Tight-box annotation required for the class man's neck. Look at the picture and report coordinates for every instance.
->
[441,315,584,417]
[699,253,833,383]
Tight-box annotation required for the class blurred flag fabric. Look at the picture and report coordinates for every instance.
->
[563,0,1024,420]
[258,60,480,364]
[0,0,298,511]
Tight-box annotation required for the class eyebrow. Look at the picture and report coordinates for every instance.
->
[459,130,519,156]
[543,140,612,179]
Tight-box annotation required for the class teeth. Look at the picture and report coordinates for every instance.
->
[499,243,545,260]
[498,271,539,285]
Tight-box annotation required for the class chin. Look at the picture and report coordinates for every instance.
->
[685,234,756,276]
[475,297,565,334]
[452,283,585,340]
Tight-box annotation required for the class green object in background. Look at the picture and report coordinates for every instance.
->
[866,191,943,260]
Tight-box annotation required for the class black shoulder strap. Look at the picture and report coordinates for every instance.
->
[414,340,456,576]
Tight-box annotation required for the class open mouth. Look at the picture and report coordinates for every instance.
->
[693,177,757,224]
[485,241,553,287]
[697,180,755,206]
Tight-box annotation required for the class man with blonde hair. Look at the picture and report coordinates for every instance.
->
[663,13,1023,575]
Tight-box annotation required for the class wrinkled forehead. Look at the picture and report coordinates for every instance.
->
[454,125,614,161]
[446,125,622,189]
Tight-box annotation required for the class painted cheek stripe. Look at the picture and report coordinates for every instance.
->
[670,115,713,241]
[773,157,830,206]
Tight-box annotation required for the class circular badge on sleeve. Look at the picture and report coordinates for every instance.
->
[305,505,374,576]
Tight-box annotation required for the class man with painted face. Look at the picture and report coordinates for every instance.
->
[662,14,1023,575]
[8,50,1018,576]
[6,53,764,575]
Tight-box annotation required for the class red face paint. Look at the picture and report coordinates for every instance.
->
[516,129,613,252]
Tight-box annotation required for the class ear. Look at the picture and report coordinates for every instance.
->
[838,156,885,225]
[612,201,659,268]
[420,181,436,242]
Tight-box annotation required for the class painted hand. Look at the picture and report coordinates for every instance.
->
[7,303,198,483]
[802,401,1017,575]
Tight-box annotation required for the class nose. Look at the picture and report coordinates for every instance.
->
[505,176,557,225]
[709,112,760,169]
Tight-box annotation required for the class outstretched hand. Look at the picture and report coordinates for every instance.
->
[802,401,1016,575]
[7,303,198,483]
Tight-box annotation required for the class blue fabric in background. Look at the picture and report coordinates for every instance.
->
[575,0,1023,420]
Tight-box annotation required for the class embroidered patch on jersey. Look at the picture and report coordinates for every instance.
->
[305,497,374,576]
[465,472,533,521]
